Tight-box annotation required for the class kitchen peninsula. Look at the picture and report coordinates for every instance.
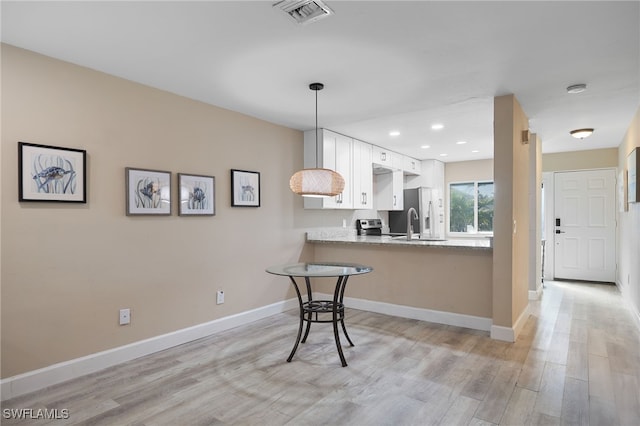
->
[306,230,494,334]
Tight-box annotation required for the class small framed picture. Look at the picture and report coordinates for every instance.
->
[18,142,87,203]
[125,167,171,215]
[178,173,215,216]
[231,169,260,207]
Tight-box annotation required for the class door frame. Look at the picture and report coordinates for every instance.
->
[542,167,617,281]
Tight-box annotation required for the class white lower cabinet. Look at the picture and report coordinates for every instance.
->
[374,170,404,211]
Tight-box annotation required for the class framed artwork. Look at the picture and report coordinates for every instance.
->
[125,167,171,215]
[231,169,260,207]
[178,173,215,216]
[18,142,87,203]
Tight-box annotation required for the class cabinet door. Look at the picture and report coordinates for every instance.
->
[374,170,404,211]
[353,140,373,209]
[331,132,353,209]
[391,170,404,210]
[403,156,422,175]
[372,146,392,168]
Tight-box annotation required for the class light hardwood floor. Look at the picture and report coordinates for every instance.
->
[2,280,639,425]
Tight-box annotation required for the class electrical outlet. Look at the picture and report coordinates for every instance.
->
[119,308,131,325]
[216,290,224,305]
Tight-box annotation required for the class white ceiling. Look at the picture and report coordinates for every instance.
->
[2,1,639,162]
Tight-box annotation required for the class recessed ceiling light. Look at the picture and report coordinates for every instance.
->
[421,145,431,149]
[389,130,400,137]
[472,150,480,153]
[431,123,444,130]
[456,141,467,145]
[439,153,448,157]
[570,128,594,139]
[567,83,587,94]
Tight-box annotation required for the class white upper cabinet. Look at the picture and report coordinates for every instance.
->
[420,159,445,193]
[303,129,353,209]
[352,139,373,209]
[402,155,422,175]
[372,146,393,168]
[374,170,404,211]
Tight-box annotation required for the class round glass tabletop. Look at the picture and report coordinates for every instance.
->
[266,262,373,277]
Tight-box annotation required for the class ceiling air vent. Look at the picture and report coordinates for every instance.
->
[273,0,334,25]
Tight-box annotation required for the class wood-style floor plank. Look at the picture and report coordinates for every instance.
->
[2,280,639,425]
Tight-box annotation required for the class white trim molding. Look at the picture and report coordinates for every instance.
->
[490,305,530,342]
[529,287,543,300]
[316,292,493,333]
[2,293,526,400]
[1,298,298,401]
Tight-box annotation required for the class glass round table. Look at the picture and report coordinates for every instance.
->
[266,262,373,367]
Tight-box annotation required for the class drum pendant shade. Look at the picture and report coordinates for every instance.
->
[289,167,345,197]
[289,83,345,197]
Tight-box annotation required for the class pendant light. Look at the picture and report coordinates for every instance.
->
[289,83,345,197]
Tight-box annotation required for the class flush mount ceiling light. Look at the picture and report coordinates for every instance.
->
[389,130,401,137]
[570,128,594,139]
[567,83,587,94]
[431,123,444,130]
[273,0,333,25]
[289,83,345,197]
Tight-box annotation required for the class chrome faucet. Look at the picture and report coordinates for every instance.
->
[407,207,418,240]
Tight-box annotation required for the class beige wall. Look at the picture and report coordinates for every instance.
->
[0,45,316,377]
[617,107,640,323]
[312,244,493,319]
[493,95,530,330]
[445,159,494,184]
[542,148,618,172]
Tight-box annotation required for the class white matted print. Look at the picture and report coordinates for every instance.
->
[178,173,215,216]
[18,142,87,202]
[126,168,171,215]
[231,169,260,207]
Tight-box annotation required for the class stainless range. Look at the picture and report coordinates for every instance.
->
[356,219,382,236]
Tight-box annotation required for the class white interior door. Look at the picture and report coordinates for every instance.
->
[554,169,616,282]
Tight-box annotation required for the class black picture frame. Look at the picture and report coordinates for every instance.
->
[231,169,260,207]
[18,142,87,203]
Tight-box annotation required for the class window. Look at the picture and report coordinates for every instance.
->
[449,181,494,234]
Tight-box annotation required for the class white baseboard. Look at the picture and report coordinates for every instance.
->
[1,298,298,401]
[528,286,542,300]
[617,279,640,333]
[2,292,525,400]
[490,305,530,342]
[315,292,493,333]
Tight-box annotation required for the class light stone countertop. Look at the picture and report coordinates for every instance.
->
[306,230,492,250]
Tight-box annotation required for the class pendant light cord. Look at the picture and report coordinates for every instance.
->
[315,86,319,168]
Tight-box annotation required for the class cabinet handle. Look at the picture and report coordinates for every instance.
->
[364,192,367,205]
[393,195,396,206]
[411,161,415,169]
[381,152,386,161]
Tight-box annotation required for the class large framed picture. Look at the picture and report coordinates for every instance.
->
[178,173,215,216]
[125,167,171,215]
[18,142,87,203]
[231,169,260,207]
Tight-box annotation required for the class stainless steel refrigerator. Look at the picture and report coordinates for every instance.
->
[388,187,445,239]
